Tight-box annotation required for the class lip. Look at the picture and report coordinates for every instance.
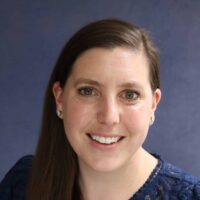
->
[87,132,125,138]
[87,133,125,149]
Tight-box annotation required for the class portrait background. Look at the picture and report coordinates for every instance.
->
[1,0,200,180]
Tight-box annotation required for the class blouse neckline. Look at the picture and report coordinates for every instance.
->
[129,154,163,199]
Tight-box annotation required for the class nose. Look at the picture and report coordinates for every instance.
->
[97,96,120,127]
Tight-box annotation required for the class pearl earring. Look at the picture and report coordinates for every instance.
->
[56,109,63,118]
[150,115,155,125]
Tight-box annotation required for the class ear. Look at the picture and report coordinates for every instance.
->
[151,88,161,112]
[52,82,63,111]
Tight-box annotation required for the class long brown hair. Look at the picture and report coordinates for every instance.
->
[27,19,160,200]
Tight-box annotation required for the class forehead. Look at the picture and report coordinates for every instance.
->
[69,47,150,86]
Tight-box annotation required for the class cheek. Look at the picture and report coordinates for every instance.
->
[62,100,96,134]
[122,104,151,132]
[122,107,151,149]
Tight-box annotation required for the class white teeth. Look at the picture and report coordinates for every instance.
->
[90,135,120,144]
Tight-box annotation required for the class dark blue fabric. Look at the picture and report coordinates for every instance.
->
[129,154,200,199]
[0,156,33,200]
[0,154,200,200]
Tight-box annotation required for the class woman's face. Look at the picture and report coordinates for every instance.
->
[53,47,161,172]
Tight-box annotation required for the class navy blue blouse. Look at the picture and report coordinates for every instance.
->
[0,154,200,200]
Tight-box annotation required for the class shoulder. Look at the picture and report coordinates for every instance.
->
[157,156,200,199]
[0,155,34,200]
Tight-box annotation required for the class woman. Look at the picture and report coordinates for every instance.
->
[0,19,200,200]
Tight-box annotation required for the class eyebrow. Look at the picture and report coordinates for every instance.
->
[74,78,144,90]
[74,78,102,87]
[119,82,144,90]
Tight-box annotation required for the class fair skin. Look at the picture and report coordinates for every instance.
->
[53,47,161,200]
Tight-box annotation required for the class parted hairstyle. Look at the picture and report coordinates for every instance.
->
[27,19,160,200]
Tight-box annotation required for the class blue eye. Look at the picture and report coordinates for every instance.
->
[78,87,95,96]
[121,90,139,101]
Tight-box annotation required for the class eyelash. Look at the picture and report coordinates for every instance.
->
[120,90,140,102]
[77,87,140,102]
[77,87,98,96]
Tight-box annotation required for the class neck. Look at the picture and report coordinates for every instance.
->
[78,148,157,200]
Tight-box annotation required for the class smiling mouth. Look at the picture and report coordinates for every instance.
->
[87,134,124,145]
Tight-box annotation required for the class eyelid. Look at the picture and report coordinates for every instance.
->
[77,86,99,96]
[119,90,140,101]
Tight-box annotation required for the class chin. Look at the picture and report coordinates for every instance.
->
[87,159,126,173]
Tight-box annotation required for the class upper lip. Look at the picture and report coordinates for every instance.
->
[87,133,125,138]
